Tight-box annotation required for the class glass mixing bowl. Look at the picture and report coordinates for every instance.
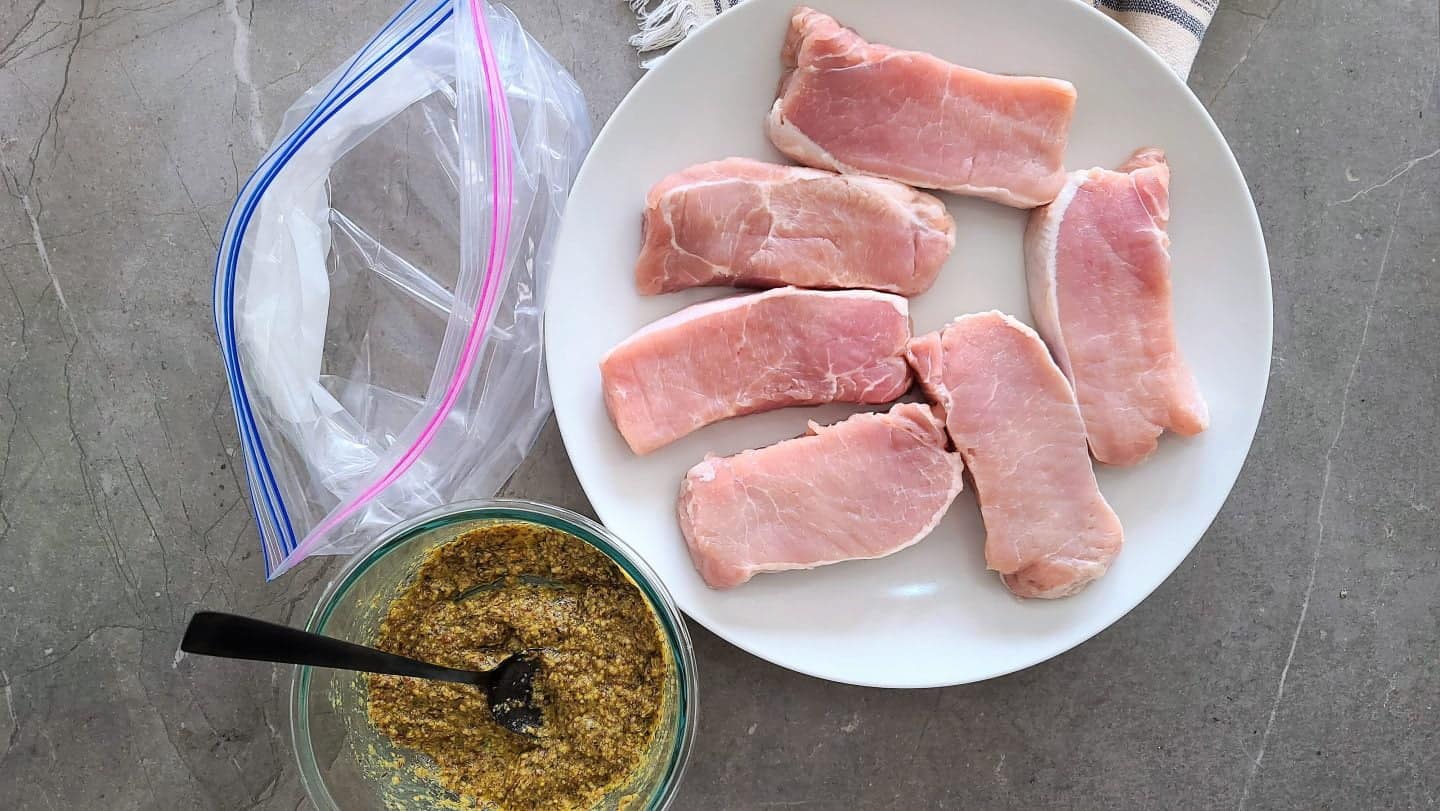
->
[291,499,697,810]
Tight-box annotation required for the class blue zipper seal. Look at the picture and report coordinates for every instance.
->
[213,0,454,575]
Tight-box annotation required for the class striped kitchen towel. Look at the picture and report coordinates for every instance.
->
[629,0,1216,77]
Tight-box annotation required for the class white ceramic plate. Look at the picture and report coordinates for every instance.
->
[545,0,1270,687]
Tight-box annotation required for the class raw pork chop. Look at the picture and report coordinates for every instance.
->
[636,158,955,296]
[767,7,1077,208]
[907,312,1123,599]
[601,287,912,454]
[1025,148,1208,466]
[677,403,964,588]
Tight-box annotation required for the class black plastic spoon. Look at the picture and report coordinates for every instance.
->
[180,611,543,735]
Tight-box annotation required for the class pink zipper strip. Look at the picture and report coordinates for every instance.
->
[287,0,514,561]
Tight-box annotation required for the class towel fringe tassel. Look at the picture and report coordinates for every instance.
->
[629,0,705,55]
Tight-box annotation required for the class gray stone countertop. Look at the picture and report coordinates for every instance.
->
[0,0,1436,808]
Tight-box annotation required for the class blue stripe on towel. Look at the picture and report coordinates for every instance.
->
[1095,0,1207,38]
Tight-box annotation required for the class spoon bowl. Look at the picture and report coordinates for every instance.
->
[484,648,543,734]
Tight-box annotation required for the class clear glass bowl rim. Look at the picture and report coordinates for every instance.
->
[289,498,699,811]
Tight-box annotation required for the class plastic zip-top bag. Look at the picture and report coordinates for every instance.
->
[213,0,590,577]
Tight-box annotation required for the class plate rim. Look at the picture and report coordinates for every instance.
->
[545,0,1273,687]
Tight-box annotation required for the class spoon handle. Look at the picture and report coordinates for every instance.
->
[181,611,489,688]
